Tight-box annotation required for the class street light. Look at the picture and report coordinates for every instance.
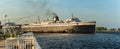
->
[5,15,7,25]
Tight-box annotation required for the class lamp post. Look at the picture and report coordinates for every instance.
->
[5,15,7,25]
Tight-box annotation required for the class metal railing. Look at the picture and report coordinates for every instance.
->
[5,33,41,49]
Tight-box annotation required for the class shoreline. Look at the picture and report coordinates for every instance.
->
[95,31,120,33]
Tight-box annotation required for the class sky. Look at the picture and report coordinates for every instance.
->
[0,0,120,29]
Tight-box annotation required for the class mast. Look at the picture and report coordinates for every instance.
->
[38,16,40,24]
[72,13,74,19]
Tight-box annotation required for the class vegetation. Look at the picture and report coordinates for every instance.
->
[0,32,17,40]
[0,35,5,40]
[95,27,107,32]
[95,27,120,32]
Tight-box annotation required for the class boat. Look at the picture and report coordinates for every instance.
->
[21,15,96,34]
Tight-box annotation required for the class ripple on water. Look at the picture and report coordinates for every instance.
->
[34,33,120,49]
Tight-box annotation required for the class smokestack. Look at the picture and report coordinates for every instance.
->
[52,13,59,22]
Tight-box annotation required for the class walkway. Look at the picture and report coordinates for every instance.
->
[0,40,5,49]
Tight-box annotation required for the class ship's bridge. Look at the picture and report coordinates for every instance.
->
[71,18,81,22]
[65,18,81,23]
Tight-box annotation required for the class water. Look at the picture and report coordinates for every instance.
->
[34,32,120,49]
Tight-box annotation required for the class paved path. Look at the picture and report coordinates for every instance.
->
[35,33,120,49]
[0,40,5,49]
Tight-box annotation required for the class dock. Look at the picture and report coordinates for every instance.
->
[5,32,41,49]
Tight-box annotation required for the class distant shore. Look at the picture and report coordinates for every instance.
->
[95,30,120,33]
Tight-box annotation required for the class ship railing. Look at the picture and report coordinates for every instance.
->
[5,32,41,49]
[78,22,96,25]
[22,22,96,28]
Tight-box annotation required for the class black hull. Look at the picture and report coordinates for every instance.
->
[21,25,96,34]
[71,25,95,34]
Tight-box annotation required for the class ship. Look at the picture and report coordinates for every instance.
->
[21,15,96,34]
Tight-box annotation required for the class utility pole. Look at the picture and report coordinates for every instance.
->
[8,19,10,23]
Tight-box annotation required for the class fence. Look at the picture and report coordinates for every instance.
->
[5,33,41,49]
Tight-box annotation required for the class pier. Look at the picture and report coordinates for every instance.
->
[5,33,41,49]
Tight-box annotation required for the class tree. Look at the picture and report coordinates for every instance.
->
[118,28,120,31]
[95,27,107,31]
[110,28,115,31]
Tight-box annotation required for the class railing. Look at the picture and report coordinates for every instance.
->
[5,32,41,49]
[22,22,96,28]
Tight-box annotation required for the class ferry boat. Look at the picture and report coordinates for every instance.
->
[21,15,96,34]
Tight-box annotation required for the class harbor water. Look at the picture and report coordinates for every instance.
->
[34,32,120,49]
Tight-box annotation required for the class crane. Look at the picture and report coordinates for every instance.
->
[7,16,30,23]
[4,16,31,37]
